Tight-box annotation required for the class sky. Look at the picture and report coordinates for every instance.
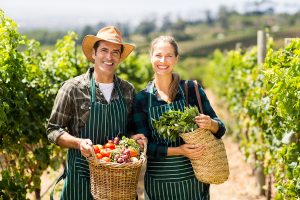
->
[1,0,300,30]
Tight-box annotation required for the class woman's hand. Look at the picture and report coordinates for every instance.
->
[79,138,93,157]
[131,134,148,150]
[195,114,219,133]
[195,114,212,129]
[179,144,206,160]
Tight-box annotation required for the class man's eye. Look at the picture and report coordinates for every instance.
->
[112,51,120,57]
[100,49,108,53]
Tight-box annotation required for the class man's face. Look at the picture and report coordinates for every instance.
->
[92,40,122,77]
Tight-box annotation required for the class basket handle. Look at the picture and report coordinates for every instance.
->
[184,80,204,114]
[87,145,97,162]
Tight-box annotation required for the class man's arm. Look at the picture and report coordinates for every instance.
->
[57,132,93,157]
[46,81,74,144]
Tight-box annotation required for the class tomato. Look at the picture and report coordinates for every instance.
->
[104,142,115,150]
[129,148,138,157]
[93,145,100,154]
[129,149,138,157]
[100,149,110,157]
[96,153,103,159]
[101,157,111,162]
[97,144,104,150]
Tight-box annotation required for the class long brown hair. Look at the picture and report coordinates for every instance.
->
[150,36,180,102]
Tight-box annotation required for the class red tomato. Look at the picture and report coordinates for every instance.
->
[97,144,104,150]
[93,145,100,154]
[96,153,103,159]
[100,149,110,157]
[105,142,115,150]
[129,148,138,157]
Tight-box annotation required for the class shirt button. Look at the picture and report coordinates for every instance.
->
[100,93,103,95]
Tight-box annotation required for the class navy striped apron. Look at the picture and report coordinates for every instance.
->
[52,73,128,200]
[145,83,209,200]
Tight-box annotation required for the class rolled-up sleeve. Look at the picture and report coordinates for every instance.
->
[46,82,74,144]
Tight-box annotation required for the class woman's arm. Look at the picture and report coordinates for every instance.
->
[193,84,226,138]
[167,144,206,160]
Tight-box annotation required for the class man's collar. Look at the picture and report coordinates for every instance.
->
[84,67,119,88]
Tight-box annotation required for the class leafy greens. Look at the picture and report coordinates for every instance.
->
[153,106,199,141]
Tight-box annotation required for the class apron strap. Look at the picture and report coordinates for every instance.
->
[149,81,185,106]
[50,168,67,200]
[148,81,155,108]
[90,73,97,103]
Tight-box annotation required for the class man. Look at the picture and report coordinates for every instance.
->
[47,26,137,200]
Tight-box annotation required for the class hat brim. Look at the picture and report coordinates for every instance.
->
[82,35,135,63]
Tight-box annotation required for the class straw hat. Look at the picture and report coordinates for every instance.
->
[82,26,135,63]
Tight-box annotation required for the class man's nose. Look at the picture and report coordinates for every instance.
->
[105,51,113,59]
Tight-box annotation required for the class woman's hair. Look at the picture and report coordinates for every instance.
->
[150,35,179,56]
[150,36,180,102]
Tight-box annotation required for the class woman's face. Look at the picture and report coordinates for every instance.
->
[151,41,178,76]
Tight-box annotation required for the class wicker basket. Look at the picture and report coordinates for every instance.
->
[180,128,229,184]
[87,148,146,200]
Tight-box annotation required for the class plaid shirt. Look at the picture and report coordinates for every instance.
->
[46,68,135,144]
[132,80,226,159]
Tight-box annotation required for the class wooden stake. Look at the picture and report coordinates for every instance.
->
[257,30,266,65]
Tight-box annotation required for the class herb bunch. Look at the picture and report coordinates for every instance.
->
[153,106,199,141]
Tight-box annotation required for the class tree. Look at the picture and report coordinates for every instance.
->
[135,19,156,36]
[218,6,229,30]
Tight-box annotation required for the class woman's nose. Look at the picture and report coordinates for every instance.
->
[159,56,165,62]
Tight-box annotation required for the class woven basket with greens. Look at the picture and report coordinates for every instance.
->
[153,106,230,184]
[152,106,199,141]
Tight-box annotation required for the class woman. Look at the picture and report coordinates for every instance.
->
[132,36,226,200]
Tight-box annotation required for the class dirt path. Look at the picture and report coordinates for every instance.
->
[206,89,266,200]
[210,136,266,200]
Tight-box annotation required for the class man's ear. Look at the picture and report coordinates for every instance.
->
[92,49,96,60]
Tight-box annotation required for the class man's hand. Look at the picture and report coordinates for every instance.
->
[79,138,93,157]
[131,134,147,150]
